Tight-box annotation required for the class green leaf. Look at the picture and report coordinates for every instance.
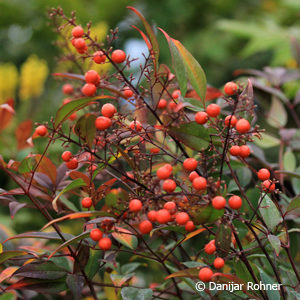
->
[85,249,103,279]
[283,150,296,172]
[74,113,96,148]
[150,225,185,237]
[19,157,36,173]
[253,132,280,148]
[112,226,138,250]
[3,232,74,243]
[286,195,300,216]
[66,274,84,300]
[292,167,300,194]
[52,178,86,212]
[0,251,29,264]
[236,167,252,187]
[189,204,224,225]
[121,263,142,275]
[121,287,153,300]
[258,267,280,300]
[165,268,199,279]
[259,195,282,231]
[268,234,281,256]
[267,96,287,128]
[215,223,232,257]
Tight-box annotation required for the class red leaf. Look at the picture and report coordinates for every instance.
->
[15,120,33,150]
[0,99,14,131]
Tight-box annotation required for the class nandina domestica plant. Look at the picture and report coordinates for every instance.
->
[0,6,299,300]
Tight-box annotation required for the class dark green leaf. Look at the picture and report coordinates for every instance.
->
[268,235,281,256]
[74,113,96,148]
[258,267,280,300]
[216,223,232,257]
[286,195,300,216]
[66,274,84,300]
[121,287,153,300]
[259,195,282,231]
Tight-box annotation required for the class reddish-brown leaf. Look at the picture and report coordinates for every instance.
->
[0,99,14,131]
[15,120,33,150]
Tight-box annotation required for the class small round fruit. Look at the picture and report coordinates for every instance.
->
[263,180,275,192]
[63,98,71,105]
[95,116,112,130]
[73,38,86,50]
[90,228,103,241]
[98,237,112,250]
[129,199,142,212]
[229,145,240,156]
[111,49,126,64]
[69,113,77,121]
[93,51,106,64]
[164,164,173,172]
[195,111,208,124]
[214,257,225,269]
[82,83,97,97]
[139,220,153,234]
[66,158,78,170]
[62,84,74,95]
[168,101,177,111]
[35,125,47,136]
[157,166,172,180]
[239,145,251,158]
[175,212,190,225]
[101,103,116,118]
[224,82,238,95]
[198,267,213,282]
[212,196,226,210]
[206,104,220,118]
[164,201,177,212]
[228,195,242,210]
[147,210,157,222]
[257,168,270,181]
[185,220,195,232]
[123,87,134,98]
[189,171,199,182]
[156,209,171,224]
[172,89,181,99]
[235,118,251,134]
[82,197,92,208]
[183,158,198,171]
[162,179,176,193]
[204,242,216,255]
[150,147,160,154]
[72,26,84,38]
[192,176,207,190]
[85,70,100,85]
[130,120,142,131]
[158,99,167,109]
[62,151,72,162]
[225,115,237,127]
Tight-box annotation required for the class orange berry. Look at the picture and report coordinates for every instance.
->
[129,199,142,212]
[224,82,238,95]
[111,49,126,64]
[139,220,153,234]
[162,179,176,193]
[206,104,220,118]
[229,145,240,156]
[63,98,72,105]
[95,116,112,130]
[164,201,177,212]
[130,120,142,131]
[90,228,103,241]
[82,83,97,97]
[157,166,172,180]
[123,87,134,98]
[156,209,171,224]
[150,147,160,154]
[158,99,167,109]
[82,197,92,208]
[239,145,251,158]
[164,164,173,172]
[185,220,195,232]
[212,196,226,210]
[183,158,198,171]
[147,210,157,222]
[214,257,225,269]
[198,267,213,282]
[93,51,106,64]
[235,118,251,134]
[85,70,100,85]
[61,151,72,162]
[73,38,86,50]
[98,237,112,250]
[189,171,199,182]
[228,195,242,210]
[225,115,237,127]
[62,84,74,95]
[257,168,270,181]
[66,158,78,170]
[204,242,216,255]
[195,111,208,124]
[68,112,77,121]
[101,103,116,118]
[172,89,181,99]
[168,101,177,111]
[72,26,84,38]
[175,212,190,225]
[263,180,275,192]
[35,125,47,136]
[192,176,207,190]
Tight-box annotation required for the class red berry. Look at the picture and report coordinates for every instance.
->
[35,125,47,136]
[206,104,220,118]
[195,111,208,124]
[156,209,171,224]
[228,195,242,210]
[183,158,198,171]
[168,101,177,111]
[263,180,275,192]
[257,168,270,181]
[214,257,225,269]
[69,112,77,121]
[66,158,78,170]
[239,145,251,158]
[229,145,240,156]
[129,199,142,212]
[185,220,195,232]
[164,164,173,172]
[224,82,238,95]
[192,176,207,190]
[150,147,160,154]
[212,196,226,210]
[111,49,126,64]
[82,83,97,97]
[63,98,72,105]
[130,120,142,131]
[73,38,86,50]
[62,151,72,162]
[139,220,153,234]
[93,51,106,64]
[189,171,199,182]
[123,87,134,98]
[82,197,92,208]
[225,115,237,127]
[62,84,74,95]
[85,70,100,85]
[158,99,167,109]
[72,26,84,38]
[147,210,157,222]
[157,166,172,180]
[90,228,103,241]
[98,237,112,250]
[204,242,216,255]
[198,267,213,282]
[235,118,251,134]
[164,201,177,212]
[162,179,176,193]
[172,89,181,99]
[175,212,190,225]
[95,116,112,130]
[101,103,116,118]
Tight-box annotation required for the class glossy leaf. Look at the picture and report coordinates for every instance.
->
[286,195,300,216]
[253,132,280,148]
[268,235,281,256]
[112,226,138,250]
[85,249,103,279]
[283,150,296,172]
[258,267,280,300]
[259,195,282,231]
[267,96,287,128]
[181,228,206,243]
[74,113,96,148]
[0,267,19,283]
[121,287,153,300]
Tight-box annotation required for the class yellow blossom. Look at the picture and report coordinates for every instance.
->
[0,63,18,104]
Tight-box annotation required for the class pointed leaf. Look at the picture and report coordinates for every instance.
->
[268,235,281,256]
[259,195,282,231]
[0,251,29,264]
[0,267,19,283]
[66,274,84,300]
[182,228,206,243]
[112,226,138,250]
[258,267,280,300]
[74,113,96,148]
[165,268,199,279]
[286,195,300,216]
